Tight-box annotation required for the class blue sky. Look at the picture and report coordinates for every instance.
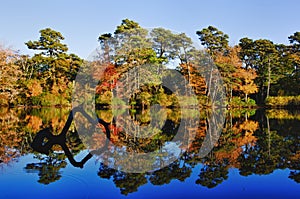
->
[1,0,300,59]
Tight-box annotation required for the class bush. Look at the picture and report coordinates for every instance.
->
[28,93,70,106]
[265,96,300,107]
[229,97,256,107]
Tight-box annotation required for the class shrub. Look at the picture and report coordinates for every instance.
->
[266,96,300,107]
[229,97,256,108]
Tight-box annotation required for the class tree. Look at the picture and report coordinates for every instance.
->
[196,26,229,57]
[288,32,300,74]
[114,19,140,34]
[234,67,258,102]
[98,33,113,63]
[0,46,23,105]
[25,153,67,185]
[112,19,158,67]
[172,33,194,64]
[239,38,279,102]
[150,28,175,61]
[196,26,229,102]
[25,28,82,82]
[238,37,255,69]
[195,162,229,188]
[288,32,300,52]
[25,28,83,105]
[26,28,68,57]
[214,46,242,101]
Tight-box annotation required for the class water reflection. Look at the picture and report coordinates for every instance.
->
[0,107,299,195]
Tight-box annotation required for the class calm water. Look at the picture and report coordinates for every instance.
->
[0,107,299,198]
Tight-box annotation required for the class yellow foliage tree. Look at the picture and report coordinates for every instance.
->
[234,68,258,102]
[0,46,23,105]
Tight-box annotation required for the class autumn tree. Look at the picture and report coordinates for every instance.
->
[0,46,23,105]
[214,45,241,101]
[234,67,258,102]
[26,28,82,82]
[239,38,280,103]
[25,28,83,105]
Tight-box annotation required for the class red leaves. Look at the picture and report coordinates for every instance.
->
[94,63,119,94]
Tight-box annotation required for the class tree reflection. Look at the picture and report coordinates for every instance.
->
[289,171,300,183]
[97,163,147,195]
[25,153,67,185]
[0,108,299,194]
[149,160,192,185]
[195,161,229,188]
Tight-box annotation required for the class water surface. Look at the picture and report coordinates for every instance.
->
[0,107,299,198]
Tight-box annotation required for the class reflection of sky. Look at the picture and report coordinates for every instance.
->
[0,152,299,198]
[162,141,182,158]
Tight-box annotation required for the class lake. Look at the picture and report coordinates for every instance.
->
[0,107,299,198]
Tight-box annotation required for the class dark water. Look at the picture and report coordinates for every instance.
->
[0,107,299,198]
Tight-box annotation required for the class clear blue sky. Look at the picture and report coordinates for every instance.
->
[1,0,300,59]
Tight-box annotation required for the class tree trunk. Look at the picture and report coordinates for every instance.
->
[187,64,191,96]
[230,85,232,103]
[266,115,271,156]
[206,66,213,105]
[267,58,271,98]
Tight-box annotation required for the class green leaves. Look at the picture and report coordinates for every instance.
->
[196,26,229,56]
[22,28,83,106]
[114,19,140,34]
[25,28,68,57]
[150,28,194,63]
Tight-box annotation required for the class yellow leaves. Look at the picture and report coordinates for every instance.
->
[232,120,259,135]
[0,46,23,104]
[234,68,258,97]
[235,68,257,83]
[26,115,42,132]
[180,63,207,95]
[230,120,258,151]
[0,109,24,164]
[213,119,259,167]
[239,83,258,95]
[26,79,43,97]
[289,151,300,161]
[239,120,259,133]
[290,53,300,65]
[215,147,242,166]
[266,109,300,120]
[51,76,69,95]
[266,96,300,107]
[235,131,257,147]
[214,46,242,68]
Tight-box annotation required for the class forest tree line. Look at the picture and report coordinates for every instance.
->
[0,19,300,107]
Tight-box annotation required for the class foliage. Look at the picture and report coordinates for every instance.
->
[229,96,256,107]
[0,46,23,106]
[21,28,83,106]
[196,26,229,56]
[2,19,300,195]
[1,20,300,109]
[265,96,300,107]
